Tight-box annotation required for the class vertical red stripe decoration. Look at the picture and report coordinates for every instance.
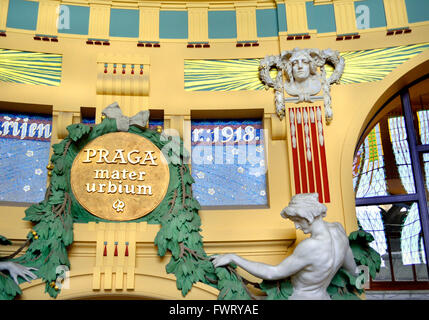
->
[295,109,308,193]
[309,107,324,203]
[288,106,330,203]
[302,108,315,193]
[316,106,330,203]
[289,109,301,194]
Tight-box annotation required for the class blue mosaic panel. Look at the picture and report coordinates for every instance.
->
[81,117,95,125]
[148,119,164,131]
[191,119,267,207]
[0,112,52,203]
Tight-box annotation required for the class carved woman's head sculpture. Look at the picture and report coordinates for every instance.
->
[283,49,320,83]
[281,193,327,225]
[259,47,344,123]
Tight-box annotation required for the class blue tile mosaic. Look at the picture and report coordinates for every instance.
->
[0,112,52,203]
[148,119,164,131]
[191,119,267,207]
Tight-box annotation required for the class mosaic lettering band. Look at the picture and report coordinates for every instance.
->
[0,99,381,300]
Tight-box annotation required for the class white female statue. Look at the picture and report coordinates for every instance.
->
[211,193,358,300]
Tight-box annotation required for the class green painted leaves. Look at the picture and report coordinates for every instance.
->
[259,279,293,300]
[0,272,21,300]
[0,235,11,246]
[215,266,251,300]
[67,123,91,142]
[349,230,381,279]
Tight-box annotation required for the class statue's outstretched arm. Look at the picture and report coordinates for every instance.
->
[0,261,38,285]
[211,245,310,281]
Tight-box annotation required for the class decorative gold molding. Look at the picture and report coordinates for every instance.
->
[333,0,357,35]
[383,0,409,30]
[96,54,150,120]
[139,4,160,41]
[0,0,9,30]
[188,6,208,42]
[36,0,60,36]
[235,3,257,41]
[89,2,111,39]
[52,110,81,140]
[285,0,309,35]
[91,222,143,291]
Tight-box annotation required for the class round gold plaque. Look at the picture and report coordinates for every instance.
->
[70,132,170,221]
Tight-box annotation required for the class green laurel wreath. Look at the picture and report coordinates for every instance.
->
[1,118,381,300]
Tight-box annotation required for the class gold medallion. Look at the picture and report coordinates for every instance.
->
[70,132,170,221]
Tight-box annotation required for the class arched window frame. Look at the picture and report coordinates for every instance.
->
[355,74,429,290]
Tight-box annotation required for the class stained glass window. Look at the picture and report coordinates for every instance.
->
[0,112,52,203]
[417,110,429,144]
[353,124,388,197]
[191,119,267,207]
[356,206,388,265]
[388,116,416,193]
[401,203,426,265]
[354,76,429,289]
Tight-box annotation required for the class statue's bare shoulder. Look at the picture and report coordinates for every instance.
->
[327,222,348,241]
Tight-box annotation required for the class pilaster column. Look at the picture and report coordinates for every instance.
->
[138,1,160,42]
[89,2,111,39]
[235,1,257,41]
[187,3,209,42]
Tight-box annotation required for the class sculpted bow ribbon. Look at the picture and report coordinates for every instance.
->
[101,102,150,132]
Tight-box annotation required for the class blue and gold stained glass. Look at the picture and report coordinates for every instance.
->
[191,119,267,207]
[388,116,416,194]
[356,206,388,266]
[354,124,388,198]
[401,203,426,265]
[0,112,52,203]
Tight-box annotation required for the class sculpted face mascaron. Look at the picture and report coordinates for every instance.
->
[70,132,170,221]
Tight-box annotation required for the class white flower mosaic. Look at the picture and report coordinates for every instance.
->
[34,168,42,175]
[196,171,205,179]
[23,185,31,192]
[208,188,215,195]
[25,150,34,157]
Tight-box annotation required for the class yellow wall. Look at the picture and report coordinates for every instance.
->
[0,2,429,299]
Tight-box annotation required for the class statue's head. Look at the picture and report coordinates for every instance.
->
[282,48,320,83]
[281,193,327,232]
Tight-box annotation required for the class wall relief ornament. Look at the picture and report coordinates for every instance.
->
[259,48,344,124]
[0,104,380,300]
